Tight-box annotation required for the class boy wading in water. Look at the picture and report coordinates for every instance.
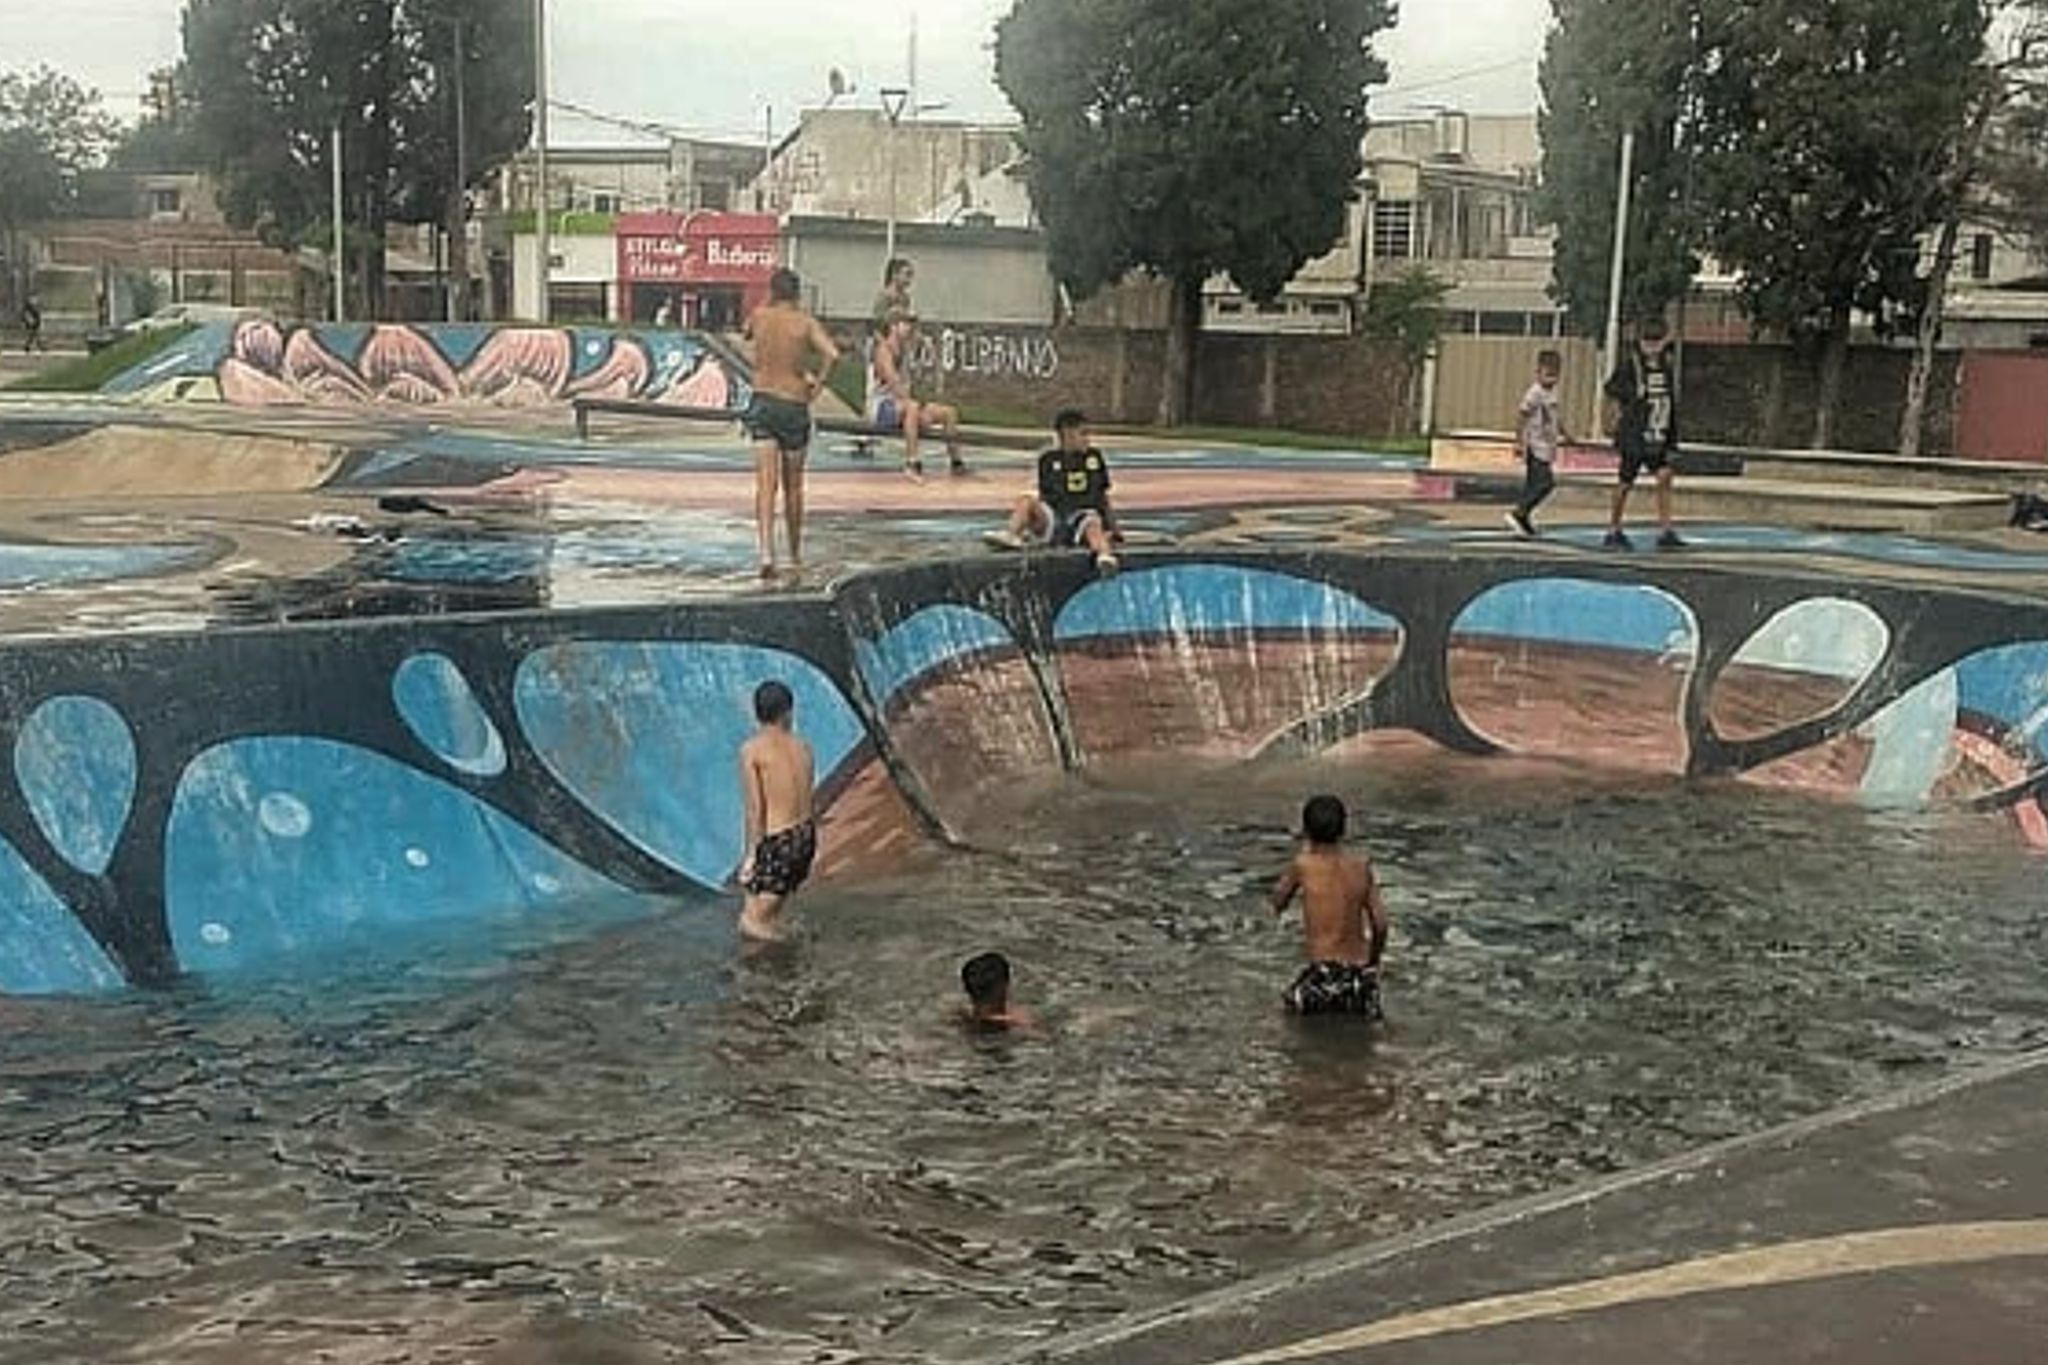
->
[1507,349,1570,539]
[958,952,1039,1033]
[743,268,840,580]
[1270,796,1389,1019]
[737,682,818,943]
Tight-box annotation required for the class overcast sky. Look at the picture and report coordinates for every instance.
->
[0,0,1551,143]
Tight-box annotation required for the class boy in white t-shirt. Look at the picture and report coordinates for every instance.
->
[1507,349,1569,539]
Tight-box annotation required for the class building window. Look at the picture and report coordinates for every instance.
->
[150,187,182,218]
[1373,201,1415,260]
[1308,301,1345,317]
[592,191,622,215]
[698,180,730,211]
[1971,233,1995,282]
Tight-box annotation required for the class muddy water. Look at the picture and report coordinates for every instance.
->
[2,753,2045,1364]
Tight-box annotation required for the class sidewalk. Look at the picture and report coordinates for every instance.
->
[1019,1051,2048,1365]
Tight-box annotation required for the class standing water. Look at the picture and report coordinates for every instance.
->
[2,751,2045,1364]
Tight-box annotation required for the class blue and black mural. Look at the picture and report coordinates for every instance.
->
[1,549,2046,995]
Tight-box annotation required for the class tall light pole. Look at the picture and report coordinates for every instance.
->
[1601,129,1636,427]
[880,86,908,267]
[533,0,551,324]
[331,122,345,324]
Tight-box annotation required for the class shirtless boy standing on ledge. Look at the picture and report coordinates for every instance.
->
[743,268,840,580]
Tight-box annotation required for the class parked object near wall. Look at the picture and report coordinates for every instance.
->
[105,320,749,412]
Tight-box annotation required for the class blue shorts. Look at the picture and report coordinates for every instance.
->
[869,397,904,433]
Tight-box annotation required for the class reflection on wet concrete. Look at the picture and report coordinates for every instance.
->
[2,755,2044,1364]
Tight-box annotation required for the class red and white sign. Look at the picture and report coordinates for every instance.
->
[616,212,781,286]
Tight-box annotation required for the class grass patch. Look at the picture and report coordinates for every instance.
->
[955,413,1429,456]
[6,325,198,393]
[1110,424,1428,455]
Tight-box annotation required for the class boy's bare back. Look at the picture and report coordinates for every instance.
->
[742,729,815,836]
[748,304,835,406]
[1282,847,1386,967]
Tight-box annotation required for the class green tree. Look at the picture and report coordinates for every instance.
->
[1360,266,1451,435]
[1536,0,1702,336]
[1694,0,1988,448]
[0,65,115,312]
[0,66,118,182]
[995,0,1394,425]
[180,0,532,319]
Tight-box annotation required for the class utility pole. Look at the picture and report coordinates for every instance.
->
[331,121,346,324]
[533,0,551,324]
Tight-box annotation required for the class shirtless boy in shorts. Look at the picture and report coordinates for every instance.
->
[1270,795,1389,1018]
[737,681,818,943]
[743,268,840,579]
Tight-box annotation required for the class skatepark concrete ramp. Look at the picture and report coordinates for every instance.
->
[0,549,2042,994]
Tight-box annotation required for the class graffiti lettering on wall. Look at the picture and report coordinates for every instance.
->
[217,321,746,411]
[910,328,1061,384]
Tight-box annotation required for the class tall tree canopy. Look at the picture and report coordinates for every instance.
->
[180,0,534,317]
[0,66,116,308]
[1537,0,1702,335]
[996,0,1393,424]
[1694,0,1987,447]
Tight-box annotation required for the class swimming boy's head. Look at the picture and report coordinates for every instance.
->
[961,952,1012,1014]
[769,267,802,304]
[1536,348,1562,387]
[1054,407,1089,453]
[1302,795,1348,847]
[754,680,795,728]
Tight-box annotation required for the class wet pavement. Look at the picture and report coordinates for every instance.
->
[1020,1048,2048,1365]
[0,404,2046,638]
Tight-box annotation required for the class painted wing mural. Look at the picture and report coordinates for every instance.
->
[212,321,744,411]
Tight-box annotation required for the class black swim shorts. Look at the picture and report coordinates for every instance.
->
[1618,439,1673,487]
[1285,962,1383,1019]
[1048,507,1104,549]
[744,819,818,898]
[744,394,814,455]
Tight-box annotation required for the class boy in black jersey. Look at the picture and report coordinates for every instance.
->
[986,408,1122,575]
[1604,319,1686,551]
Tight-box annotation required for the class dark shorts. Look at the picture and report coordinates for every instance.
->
[744,820,817,898]
[1285,962,1383,1019]
[1618,440,1673,487]
[1047,507,1104,549]
[744,394,814,454]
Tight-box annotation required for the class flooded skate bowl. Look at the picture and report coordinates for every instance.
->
[2,550,2047,1364]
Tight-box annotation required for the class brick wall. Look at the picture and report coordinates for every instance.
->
[899,324,1413,435]
[1680,344,1962,454]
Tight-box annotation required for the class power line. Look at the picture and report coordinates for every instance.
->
[1375,54,1536,104]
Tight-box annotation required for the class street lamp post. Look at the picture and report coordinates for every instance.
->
[331,122,345,324]
[533,0,551,324]
[880,87,909,268]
